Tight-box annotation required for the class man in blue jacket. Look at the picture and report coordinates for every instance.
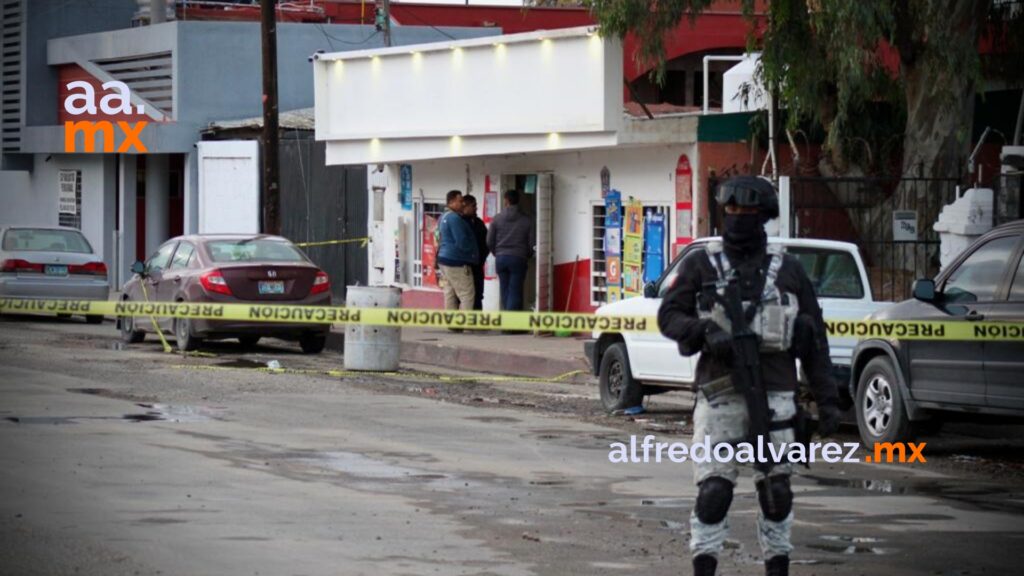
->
[438,190,479,311]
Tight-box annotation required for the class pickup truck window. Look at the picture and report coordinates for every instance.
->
[656,245,866,300]
[657,247,702,297]
[790,248,865,299]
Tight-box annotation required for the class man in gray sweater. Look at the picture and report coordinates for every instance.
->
[486,190,535,311]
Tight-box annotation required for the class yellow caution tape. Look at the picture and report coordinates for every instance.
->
[0,298,654,333]
[3,298,1024,340]
[294,237,370,248]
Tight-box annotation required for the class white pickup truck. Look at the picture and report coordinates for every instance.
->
[584,237,887,411]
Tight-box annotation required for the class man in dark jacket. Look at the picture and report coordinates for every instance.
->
[438,190,479,311]
[487,190,535,311]
[462,194,489,311]
[657,176,841,576]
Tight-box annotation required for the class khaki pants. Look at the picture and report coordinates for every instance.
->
[439,264,475,311]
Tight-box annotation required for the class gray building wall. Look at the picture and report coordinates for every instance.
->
[27,21,500,154]
[24,0,138,127]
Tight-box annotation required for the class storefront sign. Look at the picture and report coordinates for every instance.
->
[483,175,499,223]
[58,170,78,215]
[644,213,666,283]
[399,164,413,211]
[675,154,694,255]
[893,210,918,242]
[623,198,644,298]
[422,214,439,287]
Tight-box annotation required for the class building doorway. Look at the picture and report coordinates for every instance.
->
[500,172,552,313]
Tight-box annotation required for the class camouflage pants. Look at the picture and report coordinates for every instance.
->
[689,390,796,559]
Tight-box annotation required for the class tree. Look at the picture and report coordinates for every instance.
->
[589,0,1000,181]
[589,0,1022,292]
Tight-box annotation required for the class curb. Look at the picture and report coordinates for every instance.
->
[324,331,592,383]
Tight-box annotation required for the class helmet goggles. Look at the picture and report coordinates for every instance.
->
[716,182,762,207]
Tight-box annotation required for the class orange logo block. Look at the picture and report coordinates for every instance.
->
[64,120,148,153]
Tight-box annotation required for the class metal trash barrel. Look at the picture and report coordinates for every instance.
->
[343,286,402,371]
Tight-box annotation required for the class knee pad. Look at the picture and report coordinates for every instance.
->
[757,476,793,522]
[695,476,734,524]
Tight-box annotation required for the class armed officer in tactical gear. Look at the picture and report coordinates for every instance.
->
[658,176,841,576]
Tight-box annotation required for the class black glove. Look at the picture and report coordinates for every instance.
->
[817,402,842,437]
[702,322,733,362]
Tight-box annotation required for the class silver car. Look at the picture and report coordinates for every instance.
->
[0,226,110,323]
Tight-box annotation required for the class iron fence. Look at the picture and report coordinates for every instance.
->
[788,176,961,302]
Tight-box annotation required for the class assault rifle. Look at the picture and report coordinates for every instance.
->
[701,276,780,514]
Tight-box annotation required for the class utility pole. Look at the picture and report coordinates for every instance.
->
[260,0,281,235]
[376,0,392,47]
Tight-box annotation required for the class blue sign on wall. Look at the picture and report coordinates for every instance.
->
[399,164,413,210]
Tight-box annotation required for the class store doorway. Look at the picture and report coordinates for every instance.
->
[499,172,552,313]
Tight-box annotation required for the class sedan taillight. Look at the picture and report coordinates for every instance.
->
[310,271,330,295]
[69,261,107,276]
[200,269,233,296]
[0,259,43,273]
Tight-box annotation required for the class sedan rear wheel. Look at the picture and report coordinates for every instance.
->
[174,317,202,352]
[120,311,145,344]
[299,333,326,354]
[238,336,261,349]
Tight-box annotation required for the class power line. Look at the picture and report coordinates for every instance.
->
[315,23,381,46]
[395,6,457,41]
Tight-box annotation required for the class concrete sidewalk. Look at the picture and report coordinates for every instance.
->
[329,327,593,382]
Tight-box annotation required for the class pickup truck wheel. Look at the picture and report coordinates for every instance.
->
[856,357,913,446]
[599,343,644,412]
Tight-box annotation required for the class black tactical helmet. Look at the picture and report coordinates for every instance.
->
[716,176,779,219]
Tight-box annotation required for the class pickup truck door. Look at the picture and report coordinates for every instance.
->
[912,234,1021,406]
[983,236,1024,410]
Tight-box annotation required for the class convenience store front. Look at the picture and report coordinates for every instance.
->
[313,27,709,312]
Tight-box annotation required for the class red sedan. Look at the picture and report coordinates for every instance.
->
[119,234,332,353]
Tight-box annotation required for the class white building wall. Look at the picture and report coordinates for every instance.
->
[27,154,114,267]
[0,171,40,225]
[371,143,696,306]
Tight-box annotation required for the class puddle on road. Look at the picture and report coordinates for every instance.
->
[464,416,521,424]
[6,404,222,426]
[809,533,892,555]
[68,388,117,398]
[805,474,1023,515]
[640,498,690,508]
[529,479,572,487]
[5,416,80,425]
[215,359,267,369]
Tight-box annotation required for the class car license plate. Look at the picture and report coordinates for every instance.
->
[258,281,285,295]
[44,265,67,276]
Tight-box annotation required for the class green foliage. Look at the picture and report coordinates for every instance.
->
[587,0,1017,173]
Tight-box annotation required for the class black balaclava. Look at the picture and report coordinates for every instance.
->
[723,211,768,258]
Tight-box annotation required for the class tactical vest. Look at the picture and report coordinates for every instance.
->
[698,242,799,353]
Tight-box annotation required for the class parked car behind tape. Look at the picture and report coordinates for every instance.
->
[0,226,109,324]
[118,234,331,353]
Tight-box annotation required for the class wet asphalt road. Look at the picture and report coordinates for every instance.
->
[1,316,1024,576]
